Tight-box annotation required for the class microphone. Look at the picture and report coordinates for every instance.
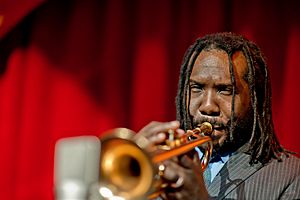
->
[54,136,101,200]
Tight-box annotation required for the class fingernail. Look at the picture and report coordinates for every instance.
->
[170,120,179,127]
[176,129,185,136]
[157,133,166,139]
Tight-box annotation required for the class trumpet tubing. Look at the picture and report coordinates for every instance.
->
[98,122,213,200]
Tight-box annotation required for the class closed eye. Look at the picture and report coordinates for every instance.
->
[190,83,204,93]
[217,85,233,95]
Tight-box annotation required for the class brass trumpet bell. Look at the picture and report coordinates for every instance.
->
[99,129,154,199]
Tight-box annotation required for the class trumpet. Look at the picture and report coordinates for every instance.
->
[97,122,213,200]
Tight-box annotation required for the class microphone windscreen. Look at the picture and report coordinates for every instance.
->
[54,136,101,200]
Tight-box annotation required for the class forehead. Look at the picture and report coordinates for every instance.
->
[191,49,248,82]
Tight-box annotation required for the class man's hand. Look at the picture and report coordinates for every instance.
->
[136,121,185,145]
[160,155,209,200]
[137,121,209,200]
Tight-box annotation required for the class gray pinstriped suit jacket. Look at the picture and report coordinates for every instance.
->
[207,145,300,200]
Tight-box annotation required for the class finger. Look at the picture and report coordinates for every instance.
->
[164,190,183,200]
[150,128,185,144]
[179,155,206,185]
[137,121,181,145]
[175,128,185,137]
[148,132,167,144]
[151,128,185,144]
[138,121,180,138]
[162,161,180,182]
[179,154,201,169]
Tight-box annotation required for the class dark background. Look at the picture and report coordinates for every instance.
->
[0,0,300,199]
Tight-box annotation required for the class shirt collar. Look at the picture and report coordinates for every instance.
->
[210,150,233,163]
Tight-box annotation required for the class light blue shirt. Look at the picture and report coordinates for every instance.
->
[196,147,231,182]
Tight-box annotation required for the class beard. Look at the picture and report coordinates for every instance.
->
[192,108,254,155]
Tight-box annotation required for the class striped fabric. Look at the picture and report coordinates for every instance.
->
[207,146,300,199]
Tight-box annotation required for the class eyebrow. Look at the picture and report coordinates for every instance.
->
[189,80,202,85]
[189,79,233,86]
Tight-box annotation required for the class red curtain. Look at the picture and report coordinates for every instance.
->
[0,0,299,199]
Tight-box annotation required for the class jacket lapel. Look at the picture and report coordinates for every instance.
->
[207,144,263,199]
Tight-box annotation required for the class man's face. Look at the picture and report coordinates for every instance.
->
[188,49,252,151]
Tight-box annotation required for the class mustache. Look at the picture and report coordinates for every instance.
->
[192,117,232,130]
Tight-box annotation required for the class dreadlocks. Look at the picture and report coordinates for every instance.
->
[175,32,289,165]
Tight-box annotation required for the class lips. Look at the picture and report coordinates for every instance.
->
[198,124,225,139]
[213,125,223,130]
[196,123,223,130]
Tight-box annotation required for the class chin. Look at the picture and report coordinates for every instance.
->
[212,136,227,150]
[211,130,227,146]
[214,133,250,154]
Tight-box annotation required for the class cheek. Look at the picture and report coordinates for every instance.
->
[233,95,251,118]
[188,98,199,116]
[218,98,232,119]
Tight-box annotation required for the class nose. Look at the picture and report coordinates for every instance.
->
[199,90,220,117]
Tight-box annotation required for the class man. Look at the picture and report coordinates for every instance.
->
[138,32,300,199]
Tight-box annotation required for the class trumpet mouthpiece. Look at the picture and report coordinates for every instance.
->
[199,122,213,136]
